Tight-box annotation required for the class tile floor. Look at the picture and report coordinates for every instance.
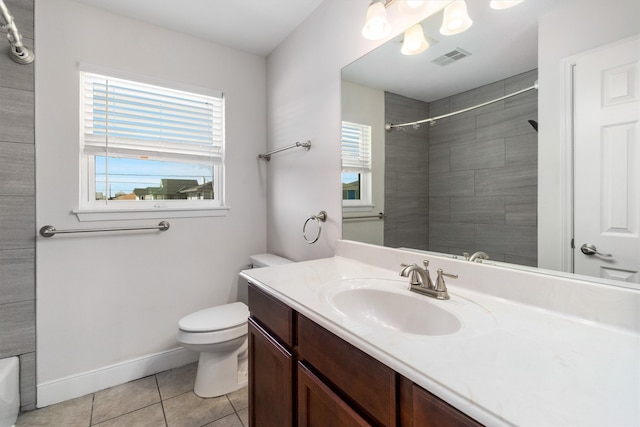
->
[16,363,248,427]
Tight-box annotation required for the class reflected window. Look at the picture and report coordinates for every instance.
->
[341,121,371,206]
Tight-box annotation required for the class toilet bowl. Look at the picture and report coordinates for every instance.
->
[177,253,291,398]
[177,302,249,397]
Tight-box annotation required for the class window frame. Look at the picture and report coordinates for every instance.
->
[76,67,228,221]
[341,121,373,210]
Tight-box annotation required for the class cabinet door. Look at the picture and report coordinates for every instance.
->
[400,377,483,427]
[248,319,294,427]
[298,363,372,427]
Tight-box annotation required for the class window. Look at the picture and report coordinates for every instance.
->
[78,71,225,218]
[341,121,372,207]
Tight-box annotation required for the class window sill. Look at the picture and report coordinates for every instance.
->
[342,205,375,213]
[73,206,230,222]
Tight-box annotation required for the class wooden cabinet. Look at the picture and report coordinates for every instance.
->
[247,284,296,427]
[248,283,483,427]
[248,319,294,427]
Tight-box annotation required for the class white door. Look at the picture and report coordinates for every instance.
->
[573,35,640,285]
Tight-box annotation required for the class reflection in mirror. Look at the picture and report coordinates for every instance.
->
[342,0,539,266]
[341,0,640,288]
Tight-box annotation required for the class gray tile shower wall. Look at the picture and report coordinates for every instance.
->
[384,69,538,266]
[384,92,430,250]
[0,0,36,411]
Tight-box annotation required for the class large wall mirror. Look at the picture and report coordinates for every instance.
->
[341,0,640,289]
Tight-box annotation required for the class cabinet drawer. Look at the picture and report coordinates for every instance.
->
[248,283,295,347]
[297,314,397,426]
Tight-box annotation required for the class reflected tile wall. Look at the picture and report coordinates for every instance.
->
[384,70,538,266]
[427,69,538,265]
[384,92,430,250]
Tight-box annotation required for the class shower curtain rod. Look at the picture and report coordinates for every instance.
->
[385,81,538,131]
[0,0,34,64]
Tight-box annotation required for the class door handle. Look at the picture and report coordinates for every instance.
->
[580,243,613,258]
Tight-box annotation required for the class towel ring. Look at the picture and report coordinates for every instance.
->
[303,211,327,244]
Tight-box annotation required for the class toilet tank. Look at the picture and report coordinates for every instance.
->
[249,253,292,268]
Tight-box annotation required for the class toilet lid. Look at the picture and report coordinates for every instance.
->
[178,302,249,332]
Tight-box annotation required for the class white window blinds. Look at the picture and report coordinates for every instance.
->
[341,121,372,172]
[81,72,224,165]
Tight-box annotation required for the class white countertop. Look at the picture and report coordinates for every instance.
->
[241,241,640,427]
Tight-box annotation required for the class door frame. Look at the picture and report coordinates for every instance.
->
[560,56,577,274]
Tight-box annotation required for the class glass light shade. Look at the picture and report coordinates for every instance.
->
[401,24,429,55]
[490,0,525,10]
[399,0,427,14]
[439,0,473,36]
[362,1,391,40]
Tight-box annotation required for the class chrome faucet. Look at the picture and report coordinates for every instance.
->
[400,260,454,300]
[466,251,489,262]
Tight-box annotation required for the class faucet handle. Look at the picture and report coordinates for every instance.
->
[435,269,458,292]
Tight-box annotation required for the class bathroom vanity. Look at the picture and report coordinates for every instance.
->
[241,240,640,426]
[247,283,480,426]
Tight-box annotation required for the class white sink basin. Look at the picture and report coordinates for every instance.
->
[332,287,461,335]
[320,278,494,337]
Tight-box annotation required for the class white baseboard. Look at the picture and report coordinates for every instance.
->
[36,347,198,408]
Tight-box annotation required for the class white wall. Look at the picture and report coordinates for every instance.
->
[537,0,640,271]
[341,80,385,246]
[265,0,451,261]
[35,0,267,404]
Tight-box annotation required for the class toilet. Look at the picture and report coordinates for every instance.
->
[177,253,292,398]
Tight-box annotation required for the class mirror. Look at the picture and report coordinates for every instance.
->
[340,0,639,287]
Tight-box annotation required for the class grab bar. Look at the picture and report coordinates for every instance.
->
[258,140,311,161]
[39,221,170,238]
[343,212,386,221]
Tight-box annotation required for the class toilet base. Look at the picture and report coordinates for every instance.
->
[193,338,248,398]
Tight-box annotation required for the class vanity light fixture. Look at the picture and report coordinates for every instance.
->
[401,24,429,55]
[489,0,525,10]
[362,0,392,40]
[439,0,473,36]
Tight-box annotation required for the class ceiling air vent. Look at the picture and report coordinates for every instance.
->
[431,47,471,66]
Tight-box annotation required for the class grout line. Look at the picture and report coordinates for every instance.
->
[225,394,235,412]
[155,375,170,427]
[89,392,96,426]
[226,390,248,427]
